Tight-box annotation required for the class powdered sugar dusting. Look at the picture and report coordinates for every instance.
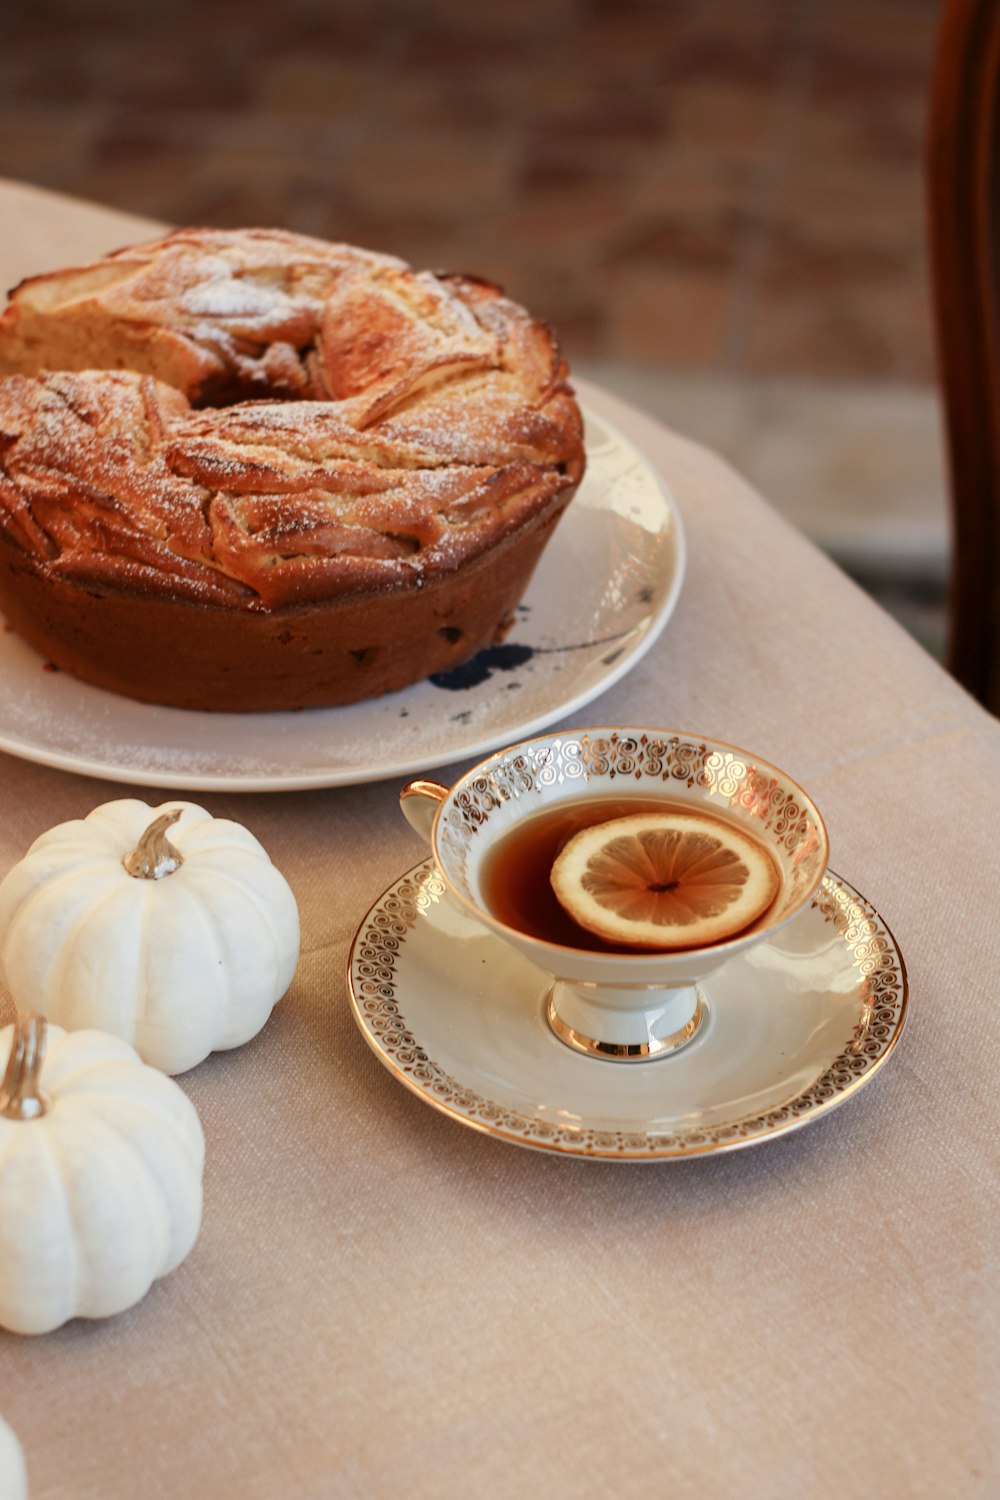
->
[0,229,584,608]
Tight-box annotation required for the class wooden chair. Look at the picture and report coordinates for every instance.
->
[928,0,1000,712]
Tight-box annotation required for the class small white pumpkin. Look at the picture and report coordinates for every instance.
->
[0,1013,204,1336]
[0,799,300,1075]
[0,1413,28,1499]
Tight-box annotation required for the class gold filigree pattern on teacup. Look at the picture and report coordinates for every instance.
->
[348,863,907,1160]
[437,732,826,922]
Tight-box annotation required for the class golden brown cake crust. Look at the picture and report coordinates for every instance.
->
[0,229,585,709]
[0,505,565,711]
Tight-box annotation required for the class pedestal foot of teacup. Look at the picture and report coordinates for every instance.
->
[545,981,707,1062]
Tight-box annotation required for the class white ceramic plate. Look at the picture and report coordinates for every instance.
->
[348,861,908,1160]
[0,409,684,791]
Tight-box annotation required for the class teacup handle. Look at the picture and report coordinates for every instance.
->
[400,779,449,844]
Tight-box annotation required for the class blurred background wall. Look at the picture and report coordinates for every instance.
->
[0,0,947,651]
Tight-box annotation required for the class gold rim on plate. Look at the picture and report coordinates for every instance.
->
[347,860,908,1161]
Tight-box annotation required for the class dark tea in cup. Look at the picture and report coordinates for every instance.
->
[479,795,783,954]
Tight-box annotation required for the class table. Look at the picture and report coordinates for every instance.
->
[0,178,996,1500]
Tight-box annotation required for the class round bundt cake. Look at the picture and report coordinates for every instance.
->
[0,229,585,711]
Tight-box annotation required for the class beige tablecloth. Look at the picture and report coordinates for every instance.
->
[0,180,997,1500]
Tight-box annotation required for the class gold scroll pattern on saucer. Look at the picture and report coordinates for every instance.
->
[349,864,907,1160]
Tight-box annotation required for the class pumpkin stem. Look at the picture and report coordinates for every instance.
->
[124,809,184,880]
[0,1011,49,1121]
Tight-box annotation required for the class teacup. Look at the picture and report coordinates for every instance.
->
[401,728,829,1062]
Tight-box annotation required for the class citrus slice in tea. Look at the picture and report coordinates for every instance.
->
[549,810,779,950]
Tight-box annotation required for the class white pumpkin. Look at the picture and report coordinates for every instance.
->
[0,1413,28,1500]
[0,1013,204,1336]
[0,799,300,1075]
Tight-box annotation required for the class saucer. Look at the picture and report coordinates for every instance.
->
[347,860,908,1160]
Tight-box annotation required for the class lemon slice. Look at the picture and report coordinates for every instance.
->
[549,811,779,950]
